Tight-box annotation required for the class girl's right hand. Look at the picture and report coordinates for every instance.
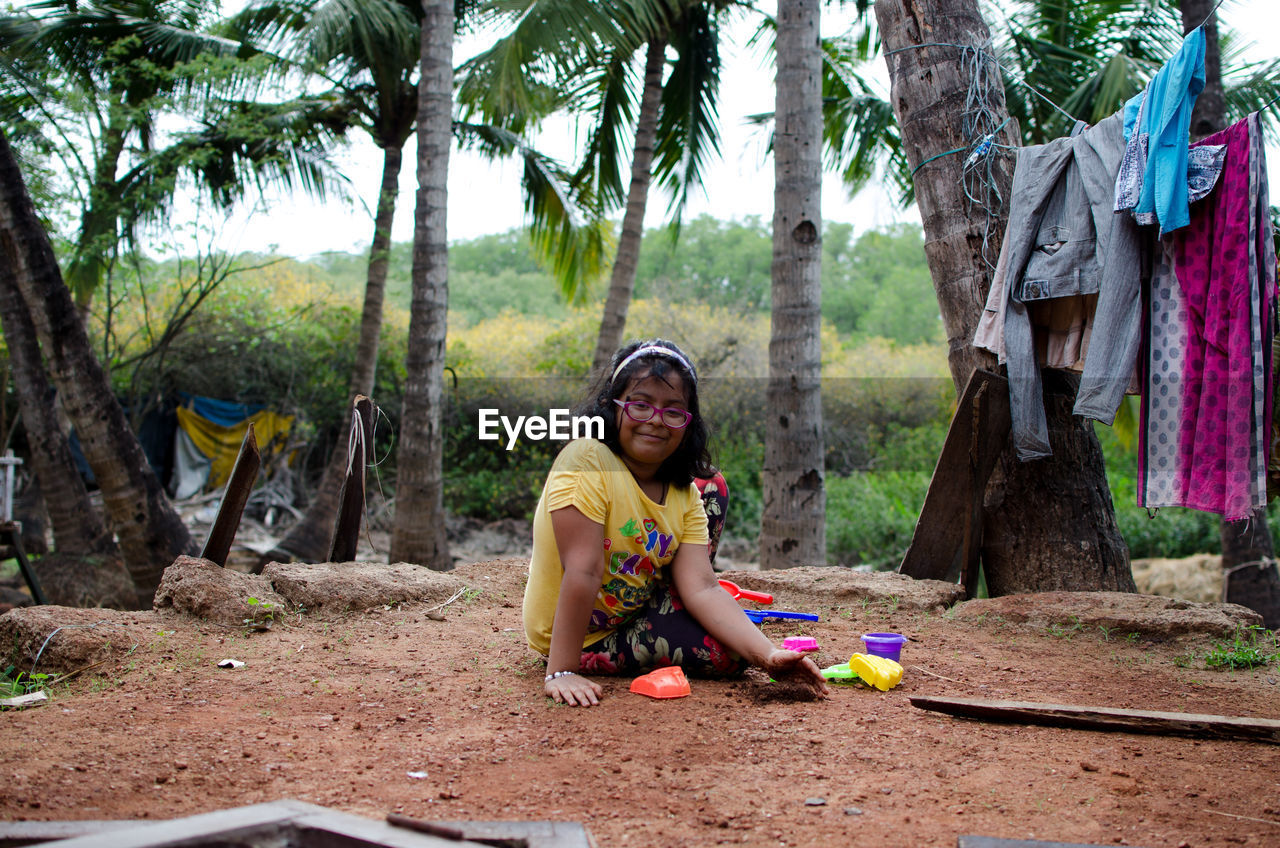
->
[545,672,604,707]
[760,650,830,697]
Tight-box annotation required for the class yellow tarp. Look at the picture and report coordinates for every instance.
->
[175,406,295,490]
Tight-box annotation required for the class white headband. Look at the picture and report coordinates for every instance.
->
[611,344,696,384]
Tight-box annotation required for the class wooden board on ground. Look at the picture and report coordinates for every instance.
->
[910,695,1280,744]
[898,370,1010,589]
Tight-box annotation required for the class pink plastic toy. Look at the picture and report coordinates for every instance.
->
[781,636,819,652]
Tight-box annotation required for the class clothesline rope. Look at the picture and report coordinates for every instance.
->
[1195,0,1226,31]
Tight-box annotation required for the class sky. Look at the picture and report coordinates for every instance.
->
[199,0,1279,259]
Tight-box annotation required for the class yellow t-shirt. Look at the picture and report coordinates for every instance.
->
[522,439,709,655]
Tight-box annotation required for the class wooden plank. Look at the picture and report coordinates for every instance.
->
[898,370,1010,586]
[200,424,261,567]
[328,395,375,563]
[910,695,1280,744]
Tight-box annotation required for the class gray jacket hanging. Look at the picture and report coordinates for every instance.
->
[997,111,1144,460]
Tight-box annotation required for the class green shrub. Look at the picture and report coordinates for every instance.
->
[825,471,931,569]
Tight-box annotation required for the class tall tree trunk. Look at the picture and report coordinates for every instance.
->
[390,0,452,569]
[266,145,402,564]
[590,37,667,375]
[0,250,110,556]
[0,128,194,607]
[761,0,826,570]
[1182,0,1225,143]
[875,0,1133,594]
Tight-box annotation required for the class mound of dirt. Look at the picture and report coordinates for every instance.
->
[951,590,1260,641]
[0,605,155,675]
[260,561,468,613]
[154,556,288,626]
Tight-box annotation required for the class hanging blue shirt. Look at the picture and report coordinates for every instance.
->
[1118,26,1205,234]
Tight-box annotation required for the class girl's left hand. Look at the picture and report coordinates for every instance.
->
[760,650,829,697]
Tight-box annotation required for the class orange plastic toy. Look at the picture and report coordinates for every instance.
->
[718,579,774,604]
[630,666,692,699]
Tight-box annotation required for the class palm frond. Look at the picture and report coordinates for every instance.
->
[455,120,611,299]
[571,50,638,213]
[654,4,722,223]
[1058,49,1148,128]
[1223,55,1280,134]
[994,0,1181,145]
[114,95,354,244]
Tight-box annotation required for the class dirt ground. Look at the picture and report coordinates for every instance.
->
[1,552,1278,848]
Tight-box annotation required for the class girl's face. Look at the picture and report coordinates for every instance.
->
[613,368,689,475]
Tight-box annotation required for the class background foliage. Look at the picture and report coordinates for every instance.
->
[4,216,1238,567]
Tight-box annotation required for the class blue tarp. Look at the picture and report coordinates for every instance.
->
[180,393,265,428]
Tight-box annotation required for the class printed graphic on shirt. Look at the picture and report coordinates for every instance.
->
[586,515,678,633]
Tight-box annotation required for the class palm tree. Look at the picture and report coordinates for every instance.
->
[0,126,194,607]
[1,0,353,599]
[1,0,346,305]
[876,0,1134,594]
[0,239,111,560]
[761,0,826,570]
[232,0,612,563]
[586,1,730,372]
[458,0,731,374]
[389,0,452,568]
[229,0,426,565]
[855,0,1280,594]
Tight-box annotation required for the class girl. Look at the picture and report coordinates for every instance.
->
[522,339,828,707]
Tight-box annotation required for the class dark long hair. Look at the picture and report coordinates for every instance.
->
[574,339,714,486]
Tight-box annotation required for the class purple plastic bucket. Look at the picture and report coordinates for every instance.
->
[861,632,907,663]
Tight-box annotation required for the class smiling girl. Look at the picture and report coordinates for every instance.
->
[522,339,828,707]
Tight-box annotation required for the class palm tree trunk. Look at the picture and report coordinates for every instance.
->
[390,0,452,569]
[590,37,667,374]
[875,0,1133,594]
[0,128,194,607]
[266,145,402,564]
[1182,0,1225,143]
[761,0,826,570]
[0,249,110,556]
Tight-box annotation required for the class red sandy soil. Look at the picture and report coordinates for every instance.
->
[1,559,1278,848]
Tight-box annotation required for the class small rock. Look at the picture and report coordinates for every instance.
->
[804,797,826,807]
[843,807,863,816]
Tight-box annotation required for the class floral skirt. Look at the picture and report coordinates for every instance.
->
[577,582,748,678]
